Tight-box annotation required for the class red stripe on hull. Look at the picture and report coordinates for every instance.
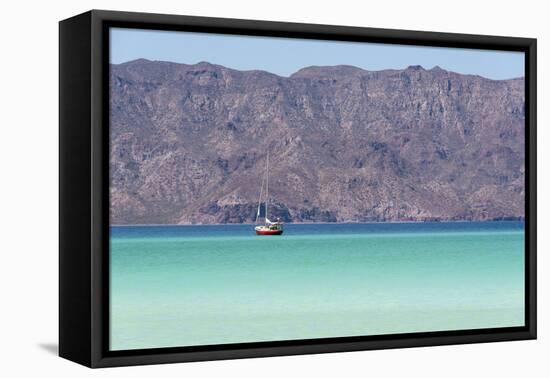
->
[255,229,283,236]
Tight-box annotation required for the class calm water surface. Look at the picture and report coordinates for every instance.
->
[110,221,525,350]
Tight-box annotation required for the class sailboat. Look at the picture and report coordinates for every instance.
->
[255,151,284,236]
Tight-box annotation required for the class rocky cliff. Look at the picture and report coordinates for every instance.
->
[109,59,525,224]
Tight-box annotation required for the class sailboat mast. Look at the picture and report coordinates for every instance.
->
[253,147,283,235]
[265,151,269,221]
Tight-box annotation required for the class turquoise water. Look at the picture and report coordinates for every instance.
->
[110,222,525,351]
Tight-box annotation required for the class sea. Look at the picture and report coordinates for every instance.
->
[109,221,525,351]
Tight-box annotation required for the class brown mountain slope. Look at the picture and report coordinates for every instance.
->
[109,59,525,224]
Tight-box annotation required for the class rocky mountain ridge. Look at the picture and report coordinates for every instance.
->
[109,59,525,224]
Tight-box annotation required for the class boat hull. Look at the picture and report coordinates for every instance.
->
[255,229,283,236]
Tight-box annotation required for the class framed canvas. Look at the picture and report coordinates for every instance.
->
[59,10,536,368]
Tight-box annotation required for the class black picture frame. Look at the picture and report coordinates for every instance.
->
[59,9,537,368]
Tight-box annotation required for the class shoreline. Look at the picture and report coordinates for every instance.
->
[110,219,525,227]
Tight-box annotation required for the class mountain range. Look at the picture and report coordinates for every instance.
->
[109,59,525,224]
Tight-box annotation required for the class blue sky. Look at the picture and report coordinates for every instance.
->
[110,28,524,80]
